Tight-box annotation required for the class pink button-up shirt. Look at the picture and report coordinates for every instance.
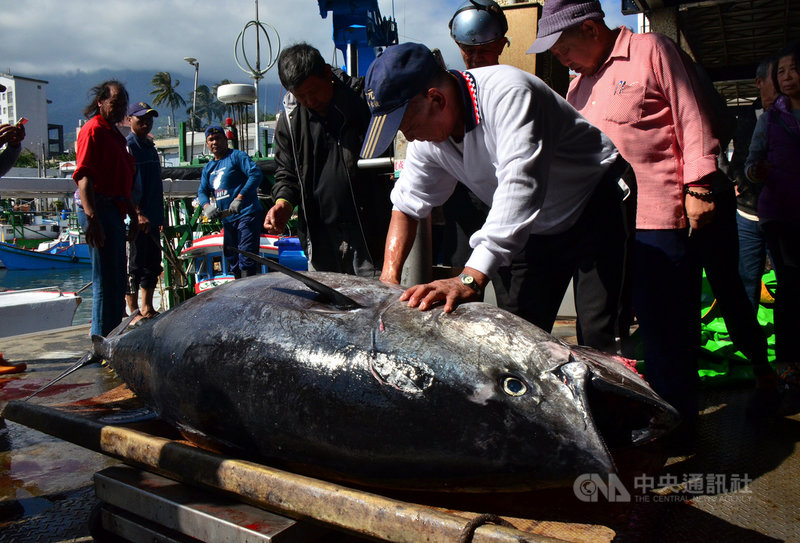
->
[567,27,719,229]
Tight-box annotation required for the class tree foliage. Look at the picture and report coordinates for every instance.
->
[15,149,38,168]
[150,72,186,133]
[186,82,230,129]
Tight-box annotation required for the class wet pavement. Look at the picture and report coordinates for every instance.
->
[0,323,799,542]
[0,325,120,542]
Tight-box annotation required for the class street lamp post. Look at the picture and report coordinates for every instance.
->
[184,57,199,164]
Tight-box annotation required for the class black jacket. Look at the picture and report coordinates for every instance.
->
[272,68,392,271]
[729,100,763,215]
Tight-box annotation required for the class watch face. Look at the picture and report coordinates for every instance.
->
[460,274,478,292]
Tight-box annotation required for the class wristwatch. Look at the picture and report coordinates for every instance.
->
[459,273,481,294]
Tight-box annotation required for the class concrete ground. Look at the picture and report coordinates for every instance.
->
[0,323,798,542]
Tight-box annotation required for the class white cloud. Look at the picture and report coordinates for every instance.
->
[1,0,636,85]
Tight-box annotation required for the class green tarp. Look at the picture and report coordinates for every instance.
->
[697,270,777,384]
[633,270,777,385]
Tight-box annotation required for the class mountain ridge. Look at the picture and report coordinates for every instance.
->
[30,69,284,147]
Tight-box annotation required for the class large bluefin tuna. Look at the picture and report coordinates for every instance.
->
[92,271,678,491]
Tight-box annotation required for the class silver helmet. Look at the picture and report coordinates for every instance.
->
[449,0,508,46]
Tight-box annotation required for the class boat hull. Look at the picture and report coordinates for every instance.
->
[0,242,90,270]
[0,288,82,338]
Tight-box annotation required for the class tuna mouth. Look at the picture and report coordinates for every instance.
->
[585,374,679,449]
[558,358,680,452]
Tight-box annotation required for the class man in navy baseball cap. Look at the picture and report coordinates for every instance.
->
[127,101,159,118]
[204,125,224,138]
[360,43,441,159]
[371,41,627,363]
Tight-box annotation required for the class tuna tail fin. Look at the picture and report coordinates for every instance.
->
[229,247,363,310]
[21,350,99,402]
[22,311,140,402]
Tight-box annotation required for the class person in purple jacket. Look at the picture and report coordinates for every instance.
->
[746,40,800,389]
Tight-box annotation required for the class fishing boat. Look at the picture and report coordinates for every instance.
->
[180,232,307,294]
[0,286,82,338]
[0,228,90,270]
[0,209,71,248]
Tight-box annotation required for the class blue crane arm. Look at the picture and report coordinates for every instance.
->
[318,0,398,76]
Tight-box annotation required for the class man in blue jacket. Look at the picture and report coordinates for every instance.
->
[197,126,263,278]
[126,101,164,319]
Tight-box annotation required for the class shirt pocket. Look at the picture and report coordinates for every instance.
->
[602,82,645,125]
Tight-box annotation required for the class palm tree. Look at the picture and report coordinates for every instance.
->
[187,85,217,128]
[150,72,185,136]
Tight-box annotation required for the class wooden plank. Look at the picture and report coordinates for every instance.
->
[3,400,579,543]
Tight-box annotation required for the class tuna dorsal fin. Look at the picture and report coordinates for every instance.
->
[229,248,362,310]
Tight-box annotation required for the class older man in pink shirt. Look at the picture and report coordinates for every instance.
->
[528,0,720,449]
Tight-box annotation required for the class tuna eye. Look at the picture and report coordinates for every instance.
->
[502,376,527,396]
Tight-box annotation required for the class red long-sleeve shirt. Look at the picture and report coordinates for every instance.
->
[73,114,135,199]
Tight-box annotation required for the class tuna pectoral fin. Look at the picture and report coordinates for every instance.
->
[22,312,138,402]
[229,247,362,310]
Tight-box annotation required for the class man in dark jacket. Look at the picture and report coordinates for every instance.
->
[729,57,778,309]
[263,43,392,277]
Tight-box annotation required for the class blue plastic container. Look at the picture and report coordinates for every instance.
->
[275,237,302,255]
[275,237,308,271]
[279,250,308,271]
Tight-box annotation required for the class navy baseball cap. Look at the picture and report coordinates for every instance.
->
[205,125,224,138]
[360,43,441,159]
[127,101,158,117]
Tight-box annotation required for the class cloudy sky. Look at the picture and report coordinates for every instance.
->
[4,0,636,86]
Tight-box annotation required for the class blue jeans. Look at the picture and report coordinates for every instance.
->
[736,211,768,310]
[632,229,701,425]
[78,205,127,336]
[222,213,261,277]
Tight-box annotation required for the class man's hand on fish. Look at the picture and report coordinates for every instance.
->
[400,267,487,313]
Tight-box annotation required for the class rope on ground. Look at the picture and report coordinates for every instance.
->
[458,513,515,543]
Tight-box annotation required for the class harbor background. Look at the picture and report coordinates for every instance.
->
[0,268,92,326]
[0,268,165,329]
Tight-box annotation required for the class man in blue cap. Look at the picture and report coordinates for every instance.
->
[125,101,164,319]
[364,42,628,352]
[197,125,263,278]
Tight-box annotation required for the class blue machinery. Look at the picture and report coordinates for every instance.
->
[318,0,398,77]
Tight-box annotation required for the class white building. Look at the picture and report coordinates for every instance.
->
[0,73,51,157]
